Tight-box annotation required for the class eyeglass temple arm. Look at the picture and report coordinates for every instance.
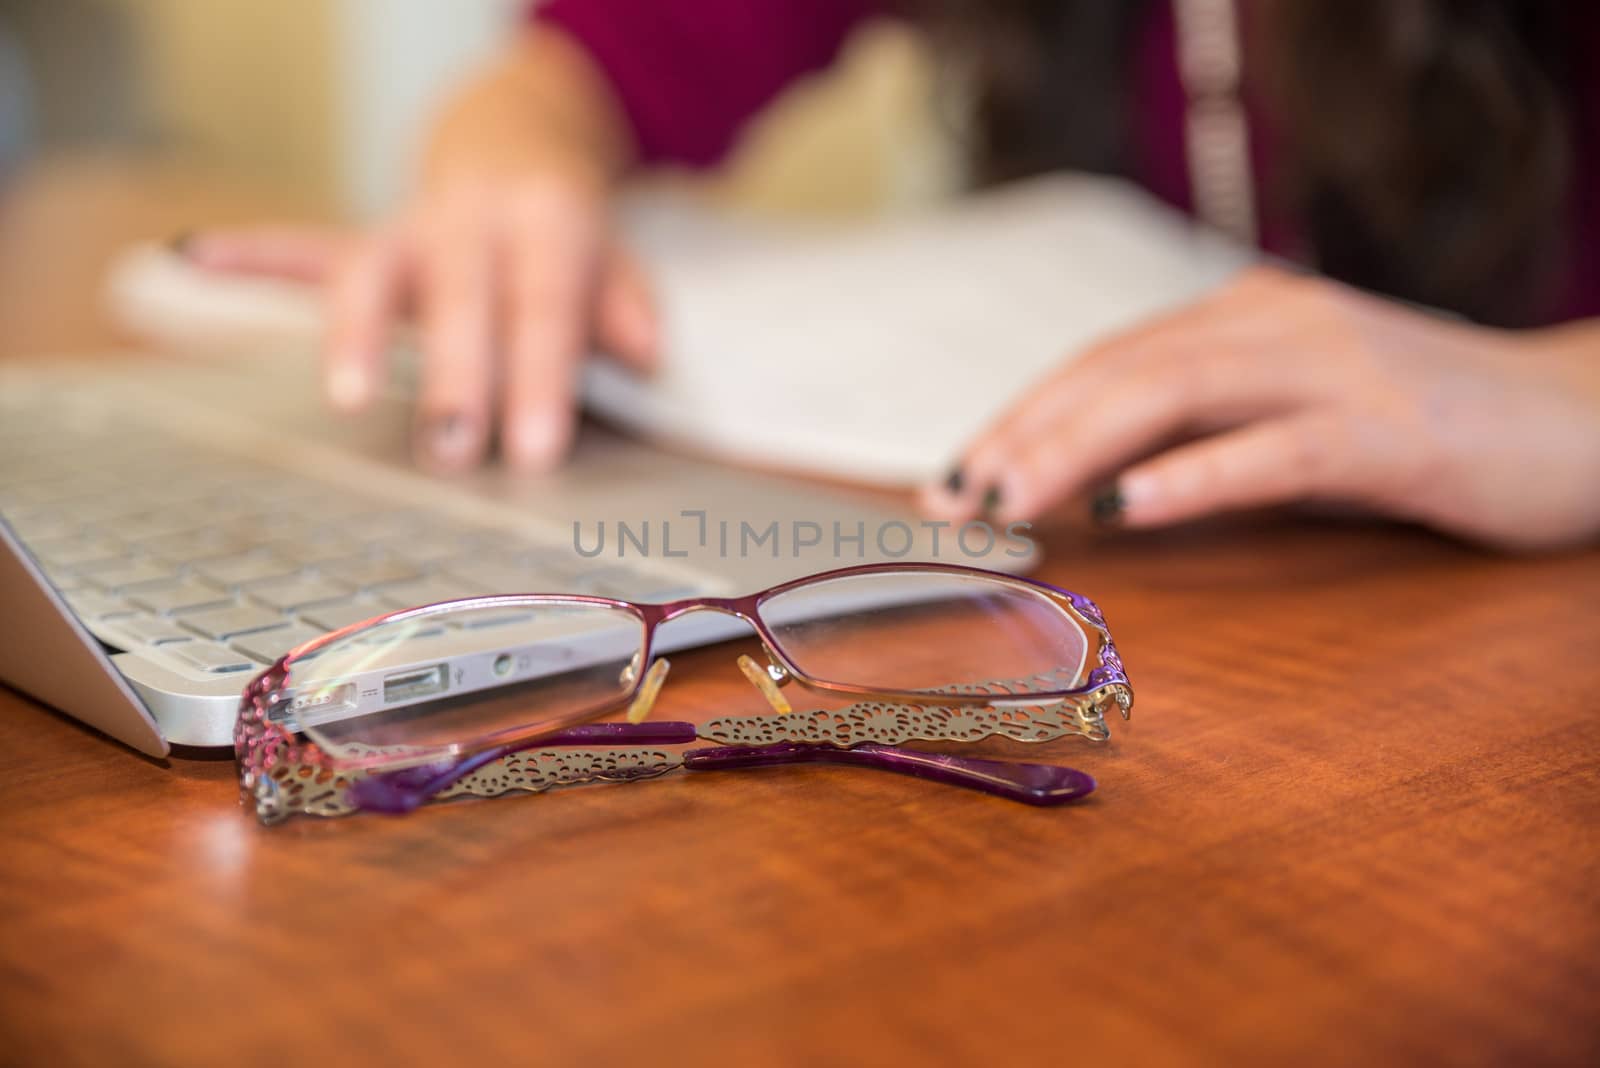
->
[349,722,702,813]
[351,723,1095,812]
[682,742,1095,806]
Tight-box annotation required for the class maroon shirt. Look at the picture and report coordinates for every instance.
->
[535,0,1600,323]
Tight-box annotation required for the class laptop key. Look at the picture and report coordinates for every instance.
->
[256,531,361,566]
[437,555,548,594]
[168,640,259,675]
[1,509,78,542]
[65,590,137,622]
[231,623,328,664]
[41,571,91,593]
[370,529,486,565]
[372,573,492,610]
[63,496,150,527]
[79,559,181,592]
[178,602,290,640]
[128,580,235,616]
[107,511,206,543]
[339,509,429,540]
[318,555,422,590]
[104,616,196,647]
[567,566,662,598]
[192,552,301,588]
[137,527,242,561]
[245,574,356,612]
[25,534,124,570]
[297,596,389,633]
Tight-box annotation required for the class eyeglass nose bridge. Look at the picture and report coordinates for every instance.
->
[652,594,754,619]
[631,598,798,721]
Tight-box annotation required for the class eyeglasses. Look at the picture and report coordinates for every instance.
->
[234,563,1133,824]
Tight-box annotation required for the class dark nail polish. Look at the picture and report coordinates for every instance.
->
[1090,485,1126,527]
[980,485,1002,514]
[944,467,965,494]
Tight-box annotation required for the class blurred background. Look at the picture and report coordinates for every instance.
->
[0,0,957,356]
[0,0,960,214]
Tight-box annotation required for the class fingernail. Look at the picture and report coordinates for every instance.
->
[418,413,477,470]
[980,485,1002,515]
[1090,485,1126,527]
[328,363,368,411]
[168,230,197,258]
[506,414,564,470]
[944,466,965,494]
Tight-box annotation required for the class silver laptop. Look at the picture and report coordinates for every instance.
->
[0,351,1026,757]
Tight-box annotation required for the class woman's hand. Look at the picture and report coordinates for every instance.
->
[181,29,653,473]
[921,266,1600,551]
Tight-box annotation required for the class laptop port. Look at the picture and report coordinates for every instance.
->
[272,682,356,726]
[382,664,449,704]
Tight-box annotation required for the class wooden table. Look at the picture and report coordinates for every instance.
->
[1,160,1597,1066]
[2,518,1596,1066]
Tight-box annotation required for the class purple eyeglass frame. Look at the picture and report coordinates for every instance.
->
[235,562,1132,822]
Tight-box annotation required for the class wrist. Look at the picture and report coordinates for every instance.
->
[1522,319,1600,415]
[422,27,634,187]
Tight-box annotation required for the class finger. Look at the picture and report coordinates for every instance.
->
[1114,415,1346,528]
[963,318,1340,524]
[920,296,1242,520]
[593,244,660,373]
[498,190,602,470]
[181,226,344,283]
[991,364,1301,525]
[414,201,496,472]
[322,230,408,412]
[971,284,1262,455]
[921,268,1328,520]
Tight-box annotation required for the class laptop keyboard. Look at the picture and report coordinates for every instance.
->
[0,391,709,683]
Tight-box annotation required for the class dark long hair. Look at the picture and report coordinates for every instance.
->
[923,1,1580,326]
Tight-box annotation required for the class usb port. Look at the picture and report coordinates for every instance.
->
[382,664,449,704]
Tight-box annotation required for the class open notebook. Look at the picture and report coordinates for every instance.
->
[108,174,1251,486]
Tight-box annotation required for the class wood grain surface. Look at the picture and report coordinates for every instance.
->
[1,161,1597,1067]
[2,519,1597,1067]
